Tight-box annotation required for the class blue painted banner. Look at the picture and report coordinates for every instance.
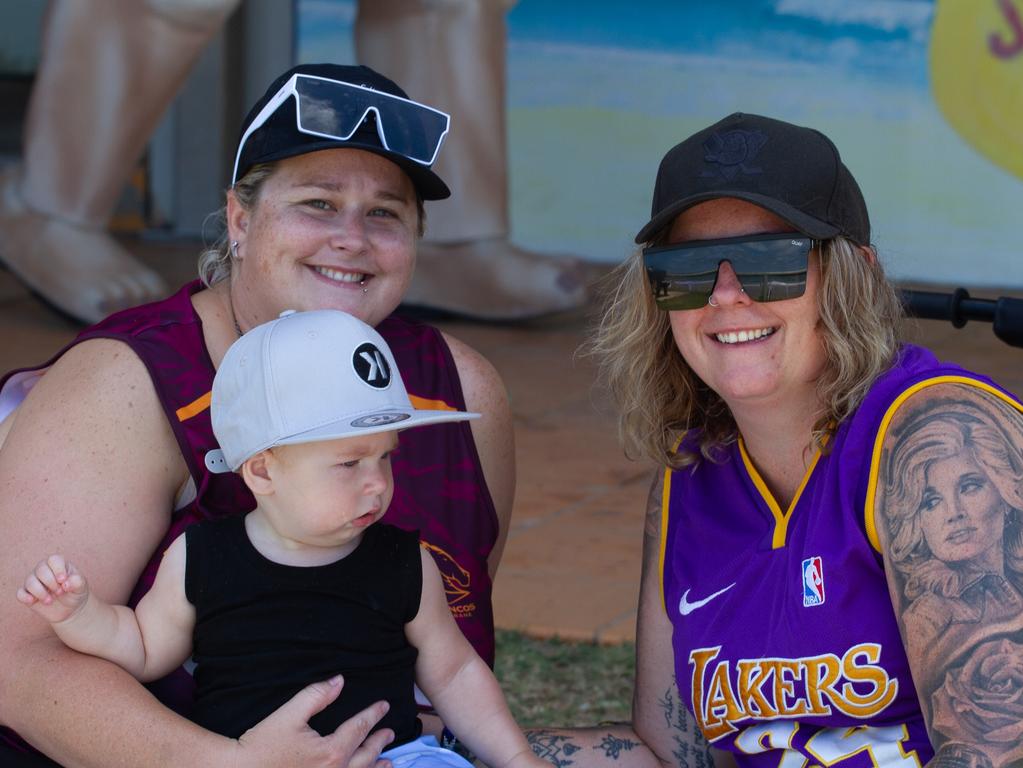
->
[298,0,1022,288]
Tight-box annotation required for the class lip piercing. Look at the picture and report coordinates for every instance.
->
[360,279,368,295]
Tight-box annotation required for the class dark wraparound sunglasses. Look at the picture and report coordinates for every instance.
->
[643,233,818,311]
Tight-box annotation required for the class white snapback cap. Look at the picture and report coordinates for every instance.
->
[205,309,479,473]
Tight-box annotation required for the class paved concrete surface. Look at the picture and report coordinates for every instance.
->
[2,239,1021,645]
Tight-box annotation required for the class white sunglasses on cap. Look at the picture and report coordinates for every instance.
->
[232,73,451,184]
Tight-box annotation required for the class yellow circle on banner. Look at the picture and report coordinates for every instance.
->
[931,0,1023,179]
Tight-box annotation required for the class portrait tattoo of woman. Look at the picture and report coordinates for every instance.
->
[878,388,1023,762]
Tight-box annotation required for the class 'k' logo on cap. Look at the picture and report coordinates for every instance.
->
[352,342,391,389]
[701,129,767,180]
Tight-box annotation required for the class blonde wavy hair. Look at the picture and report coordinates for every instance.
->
[197,162,427,287]
[589,236,903,469]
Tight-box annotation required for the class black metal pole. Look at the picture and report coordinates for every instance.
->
[900,289,1023,349]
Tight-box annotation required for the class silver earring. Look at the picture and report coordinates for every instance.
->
[230,240,239,257]
[707,295,720,308]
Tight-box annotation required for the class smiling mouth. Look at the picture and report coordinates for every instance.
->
[946,527,977,543]
[714,327,776,345]
[313,265,367,284]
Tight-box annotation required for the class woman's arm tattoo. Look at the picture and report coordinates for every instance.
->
[527,731,584,768]
[596,734,640,759]
[659,685,713,768]
[876,386,1023,765]
[929,743,995,768]
[526,729,645,767]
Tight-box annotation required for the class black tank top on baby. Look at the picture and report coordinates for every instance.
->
[184,517,423,744]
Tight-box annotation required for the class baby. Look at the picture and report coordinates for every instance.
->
[18,309,541,768]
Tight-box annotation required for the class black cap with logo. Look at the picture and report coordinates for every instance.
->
[635,113,870,246]
[234,63,450,200]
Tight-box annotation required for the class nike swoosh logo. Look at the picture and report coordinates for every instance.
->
[679,583,736,616]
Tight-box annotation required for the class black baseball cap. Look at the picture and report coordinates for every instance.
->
[635,113,869,246]
[234,63,450,200]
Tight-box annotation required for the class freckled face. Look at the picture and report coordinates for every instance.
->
[665,198,827,410]
[230,148,418,328]
[919,450,1006,567]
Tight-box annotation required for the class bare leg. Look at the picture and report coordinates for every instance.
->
[355,0,588,320]
[0,0,239,324]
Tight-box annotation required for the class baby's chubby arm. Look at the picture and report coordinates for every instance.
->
[16,533,195,682]
[407,550,545,768]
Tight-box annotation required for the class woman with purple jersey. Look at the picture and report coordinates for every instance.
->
[0,63,514,767]
[526,115,1023,767]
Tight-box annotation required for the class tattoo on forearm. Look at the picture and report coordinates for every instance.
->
[672,740,712,768]
[658,686,675,731]
[658,684,713,768]
[595,734,638,760]
[527,731,583,768]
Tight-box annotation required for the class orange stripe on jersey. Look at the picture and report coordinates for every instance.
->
[409,394,457,412]
[176,391,212,422]
[176,392,455,423]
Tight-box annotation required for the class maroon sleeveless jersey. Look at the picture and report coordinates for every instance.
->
[0,282,498,753]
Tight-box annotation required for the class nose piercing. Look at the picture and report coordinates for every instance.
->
[708,286,744,307]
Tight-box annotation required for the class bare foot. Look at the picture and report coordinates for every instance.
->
[0,166,167,324]
[404,238,589,321]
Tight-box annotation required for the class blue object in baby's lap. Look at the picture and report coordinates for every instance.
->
[382,735,475,768]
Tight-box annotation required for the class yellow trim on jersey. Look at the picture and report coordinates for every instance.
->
[660,433,687,614]
[739,436,826,549]
[864,375,1023,552]
[176,391,212,422]
[409,394,457,411]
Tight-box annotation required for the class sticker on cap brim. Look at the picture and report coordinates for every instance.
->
[351,413,410,428]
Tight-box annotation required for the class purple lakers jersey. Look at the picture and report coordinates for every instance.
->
[661,344,1020,766]
[0,282,498,754]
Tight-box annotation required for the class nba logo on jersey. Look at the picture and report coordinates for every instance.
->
[802,556,825,607]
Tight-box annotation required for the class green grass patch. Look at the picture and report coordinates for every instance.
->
[493,629,635,728]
